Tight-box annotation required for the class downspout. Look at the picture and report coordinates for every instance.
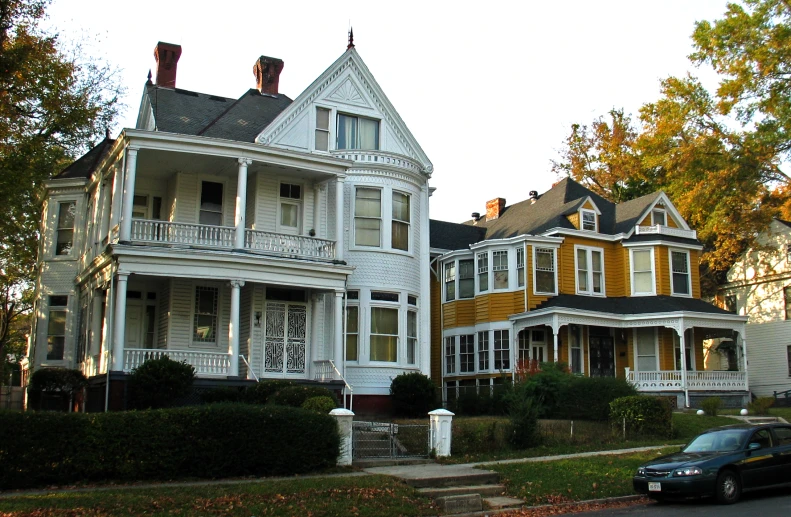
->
[104,259,117,412]
[523,241,528,314]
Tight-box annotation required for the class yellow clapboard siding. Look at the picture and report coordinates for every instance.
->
[691,250,701,299]
[456,299,476,326]
[667,216,678,228]
[638,214,651,226]
[582,200,594,210]
[430,276,442,384]
[655,246,671,296]
[442,302,457,329]
[513,290,526,313]
[567,212,580,230]
[476,295,490,323]
[659,328,675,370]
[694,332,704,369]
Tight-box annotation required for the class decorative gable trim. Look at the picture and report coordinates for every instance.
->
[326,78,371,108]
[637,192,690,232]
[256,49,433,175]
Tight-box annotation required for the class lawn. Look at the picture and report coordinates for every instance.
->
[488,447,677,506]
[0,475,439,517]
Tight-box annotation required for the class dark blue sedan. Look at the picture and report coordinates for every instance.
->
[633,423,791,504]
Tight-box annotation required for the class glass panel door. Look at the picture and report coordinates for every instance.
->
[264,302,308,376]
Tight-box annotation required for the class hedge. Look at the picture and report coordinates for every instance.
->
[0,403,339,489]
[609,395,673,438]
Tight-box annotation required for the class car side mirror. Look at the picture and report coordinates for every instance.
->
[748,442,761,451]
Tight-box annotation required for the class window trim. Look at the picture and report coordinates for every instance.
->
[314,106,332,152]
[477,252,490,293]
[336,112,380,150]
[669,248,692,297]
[516,246,525,288]
[633,327,659,372]
[444,261,456,302]
[491,250,509,291]
[478,331,490,372]
[54,200,77,257]
[493,329,511,371]
[406,309,417,366]
[458,258,475,299]
[574,245,606,296]
[630,247,656,296]
[277,182,303,235]
[533,246,558,296]
[197,178,227,227]
[191,285,220,347]
[459,334,475,373]
[345,302,359,362]
[353,186,382,248]
[580,208,598,232]
[652,208,667,226]
[444,336,456,375]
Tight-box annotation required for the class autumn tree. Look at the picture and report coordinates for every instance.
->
[0,0,123,382]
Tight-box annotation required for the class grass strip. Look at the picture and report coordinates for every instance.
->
[0,475,439,517]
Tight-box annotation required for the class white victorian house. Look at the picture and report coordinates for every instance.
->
[29,39,433,410]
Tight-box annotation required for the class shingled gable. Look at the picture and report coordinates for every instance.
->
[255,47,433,175]
[55,136,116,179]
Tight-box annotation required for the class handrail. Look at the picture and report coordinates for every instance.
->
[326,359,353,412]
[240,354,259,382]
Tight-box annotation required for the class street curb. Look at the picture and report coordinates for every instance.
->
[453,445,676,468]
[440,494,649,517]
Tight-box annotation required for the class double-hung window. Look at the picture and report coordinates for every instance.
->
[407,309,417,365]
[459,259,475,298]
[516,247,525,287]
[55,202,76,255]
[635,328,658,371]
[670,250,691,296]
[345,293,359,361]
[445,336,456,374]
[444,262,456,301]
[199,181,223,226]
[47,295,68,360]
[193,286,219,344]
[576,246,604,295]
[630,248,655,295]
[492,250,509,289]
[460,335,475,373]
[569,325,583,374]
[652,208,666,226]
[279,183,301,233]
[534,248,556,294]
[494,329,510,370]
[392,191,410,251]
[478,331,490,371]
[315,107,330,151]
[354,188,381,247]
[581,209,597,231]
[337,114,379,150]
[370,292,399,362]
[477,252,489,292]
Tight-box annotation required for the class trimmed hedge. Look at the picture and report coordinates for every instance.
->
[128,356,195,409]
[555,376,637,421]
[268,385,339,408]
[390,372,436,417]
[609,395,673,438]
[302,396,337,414]
[0,403,339,490]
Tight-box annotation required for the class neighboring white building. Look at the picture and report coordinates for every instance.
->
[29,40,433,410]
[718,218,791,398]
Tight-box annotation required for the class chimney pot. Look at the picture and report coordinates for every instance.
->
[154,42,182,88]
[254,56,285,95]
[485,198,506,221]
[471,212,481,220]
[529,190,539,204]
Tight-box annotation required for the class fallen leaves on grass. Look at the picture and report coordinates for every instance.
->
[509,496,651,516]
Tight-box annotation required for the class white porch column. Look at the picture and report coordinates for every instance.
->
[109,162,124,236]
[119,147,139,242]
[334,291,344,372]
[228,280,245,377]
[335,177,345,261]
[313,184,324,238]
[552,315,560,363]
[111,273,129,371]
[234,158,251,249]
[678,326,689,408]
[739,331,749,392]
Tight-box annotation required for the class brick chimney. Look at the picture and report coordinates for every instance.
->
[486,198,506,221]
[154,42,182,88]
[254,56,285,95]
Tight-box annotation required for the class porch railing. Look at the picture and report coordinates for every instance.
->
[314,359,354,411]
[625,368,747,391]
[635,225,697,240]
[123,349,231,376]
[245,230,336,260]
[131,220,235,248]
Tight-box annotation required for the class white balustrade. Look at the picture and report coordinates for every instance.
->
[124,349,231,376]
[131,219,236,248]
[635,225,697,240]
[331,150,423,174]
[625,368,746,391]
[245,230,336,260]
[313,360,337,382]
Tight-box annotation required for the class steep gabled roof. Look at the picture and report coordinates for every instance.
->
[429,219,487,251]
[199,89,293,141]
[55,136,115,179]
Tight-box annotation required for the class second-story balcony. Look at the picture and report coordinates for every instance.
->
[129,219,338,261]
[635,225,697,240]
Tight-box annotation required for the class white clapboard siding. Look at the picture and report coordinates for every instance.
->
[746,321,791,396]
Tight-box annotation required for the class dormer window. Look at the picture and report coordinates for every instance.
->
[652,208,666,226]
[337,114,379,150]
[581,209,597,232]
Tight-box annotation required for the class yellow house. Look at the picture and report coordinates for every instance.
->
[430,178,748,408]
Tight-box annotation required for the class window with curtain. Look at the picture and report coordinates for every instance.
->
[477,252,489,292]
[517,247,525,287]
[193,286,219,343]
[652,208,666,226]
[407,311,417,365]
[671,251,690,295]
[534,248,556,294]
[199,181,224,226]
[478,331,489,371]
[392,191,410,251]
[459,259,475,298]
[56,202,76,255]
[354,188,381,247]
[47,296,68,360]
[631,249,654,295]
[444,262,456,301]
[337,114,379,150]
[346,305,359,361]
[370,306,398,362]
[445,336,456,374]
[576,247,604,295]
[315,107,330,151]
[460,334,474,373]
[635,328,657,371]
[492,250,508,289]
[494,329,510,370]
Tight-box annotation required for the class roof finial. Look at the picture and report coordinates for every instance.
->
[347,27,354,50]
[146,69,152,84]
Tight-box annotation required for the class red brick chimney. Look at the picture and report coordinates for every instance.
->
[253,56,284,95]
[154,42,182,88]
[486,198,506,221]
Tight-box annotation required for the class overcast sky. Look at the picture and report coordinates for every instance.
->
[46,0,729,223]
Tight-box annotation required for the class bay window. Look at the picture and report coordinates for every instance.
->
[55,202,76,255]
[630,248,655,295]
[444,262,456,301]
[477,252,489,292]
[517,247,525,287]
[346,304,359,361]
[492,250,509,289]
[460,335,475,373]
[576,246,604,295]
[354,188,381,247]
[392,191,410,251]
[459,259,475,298]
[337,114,379,150]
[494,329,510,370]
[445,336,456,374]
[534,247,556,294]
[370,305,398,362]
[670,250,691,296]
[407,311,417,365]
[478,331,489,371]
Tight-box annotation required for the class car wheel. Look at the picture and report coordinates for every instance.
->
[716,470,741,505]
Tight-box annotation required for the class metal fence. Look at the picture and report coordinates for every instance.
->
[352,421,430,459]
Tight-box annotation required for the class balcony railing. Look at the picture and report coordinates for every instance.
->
[625,368,746,391]
[635,225,697,240]
[123,349,231,376]
[128,219,337,260]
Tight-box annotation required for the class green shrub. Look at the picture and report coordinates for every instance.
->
[516,363,570,417]
[700,397,722,417]
[242,379,297,404]
[127,356,195,409]
[28,368,88,410]
[609,395,673,438]
[452,417,513,455]
[507,386,541,449]
[200,386,245,403]
[390,372,436,417]
[748,396,775,415]
[555,376,637,421]
[268,385,339,408]
[0,403,339,490]
[302,396,337,414]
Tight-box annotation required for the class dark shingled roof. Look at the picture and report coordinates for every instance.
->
[55,137,115,179]
[613,191,662,234]
[532,294,734,316]
[775,218,791,230]
[146,84,292,140]
[430,219,487,251]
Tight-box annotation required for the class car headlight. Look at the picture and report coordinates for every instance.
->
[673,467,703,477]
[636,467,646,476]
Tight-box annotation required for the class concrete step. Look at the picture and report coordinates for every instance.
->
[352,458,434,468]
[417,484,506,499]
[403,470,499,488]
[435,494,482,514]
[483,496,525,510]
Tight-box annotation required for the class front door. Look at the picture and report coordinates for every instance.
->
[589,336,615,377]
[264,302,308,376]
[125,301,144,349]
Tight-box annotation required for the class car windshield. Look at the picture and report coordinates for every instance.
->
[683,430,746,453]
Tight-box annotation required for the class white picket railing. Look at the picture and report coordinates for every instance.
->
[314,359,354,411]
[123,349,231,376]
[131,220,236,248]
[635,225,697,240]
[245,230,336,260]
[625,368,746,391]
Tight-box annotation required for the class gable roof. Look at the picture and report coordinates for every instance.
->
[55,136,116,179]
[429,219,487,251]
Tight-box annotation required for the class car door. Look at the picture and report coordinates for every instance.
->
[740,428,776,489]
[770,425,791,484]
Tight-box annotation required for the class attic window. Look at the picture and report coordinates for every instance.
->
[581,209,597,232]
[652,208,666,226]
[337,114,379,150]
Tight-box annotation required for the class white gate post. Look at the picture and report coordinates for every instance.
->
[429,408,454,457]
[330,408,354,466]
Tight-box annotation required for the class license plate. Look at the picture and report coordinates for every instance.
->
[648,482,661,492]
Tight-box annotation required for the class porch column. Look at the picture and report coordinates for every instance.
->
[678,328,689,408]
[234,158,251,249]
[228,280,245,377]
[313,184,325,238]
[111,273,129,371]
[335,177,345,261]
[739,332,749,391]
[119,147,139,242]
[334,290,344,372]
[109,163,123,236]
[552,315,560,363]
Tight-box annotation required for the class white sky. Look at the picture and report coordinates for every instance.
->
[46,0,729,223]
